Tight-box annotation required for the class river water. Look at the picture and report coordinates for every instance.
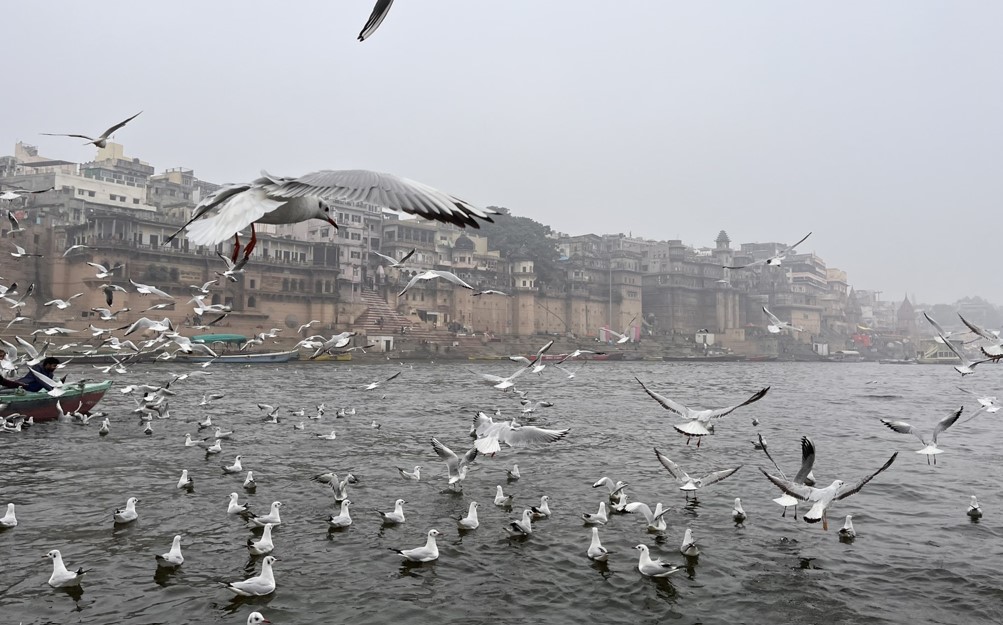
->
[1,360,1001,625]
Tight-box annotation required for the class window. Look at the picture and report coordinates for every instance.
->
[249,279,256,289]
[320,228,329,238]
[299,253,307,262]
[87,190,95,197]
[350,232,361,241]
[247,296,256,308]
[133,198,140,204]
[522,280,527,287]
[351,214,361,223]
[350,251,361,259]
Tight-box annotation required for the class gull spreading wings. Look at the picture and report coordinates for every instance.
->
[430,437,478,484]
[398,270,474,297]
[470,412,569,455]
[760,452,898,529]
[723,232,812,270]
[166,171,496,261]
[41,111,143,148]
[371,248,415,268]
[758,434,816,518]
[880,406,963,464]
[653,448,741,496]
[763,306,804,334]
[635,376,769,445]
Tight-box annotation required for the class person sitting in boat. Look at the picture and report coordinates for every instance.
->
[17,357,61,393]
[0,350,28,390]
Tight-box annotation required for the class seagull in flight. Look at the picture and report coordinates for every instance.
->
[398,270,475,297]
[760,452,898,530]
[653,448,741,498]
[10,244,43,259]
[763,306,804,334]
[130,279,173,299]
[936,330,993,376]
[880,406,963,464]
[86,262,123,279]
[365,370,401,391]
[635,377,769,446]
[757,434,816,519]
[1,186,54,202]
[723,232,812,270]
[166,170,494,262]
[358,0,395,41]
[430,437,478,485]
[41,111,143,148]
[371,248,414,268]
[44,293,83,310]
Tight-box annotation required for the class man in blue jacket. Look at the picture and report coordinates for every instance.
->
[17,357,61,392]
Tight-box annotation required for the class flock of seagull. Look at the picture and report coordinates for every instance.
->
[3,297,998,624]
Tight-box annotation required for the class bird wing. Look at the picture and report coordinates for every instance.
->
[384,371,402,383]
[634,377,688,416]
[757,433,789,480]
[792,436,816,484]
[723,258,764,270]
[98,111,143,140]
[185,186,284,247]
[834,452,898,501]
[398,271,431,297]
[371,250,396,264]
[763,307,782,326]
[957,314,997,342]
[262,170,496,229]
[358,0,395,41]
[432,270,474,290]
[653,448,690,484]
[696,465,741,487]
[430,437,459,470]
[880,419,926,445]
[398,248,416,264]
[703,387,770,419]
[923,312,949,337]
[501,425,569,447]
[624,501,653,521]
[508,356,533,365]
[931,406,963,444]
[40,133,96,141]
[938,333,969,365]
[783,231,812,253]
[471,412,494,436]
[759,467,815,501]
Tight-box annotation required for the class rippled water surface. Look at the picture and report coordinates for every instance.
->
[2,361,1002,625]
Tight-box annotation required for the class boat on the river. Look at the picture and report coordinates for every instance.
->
[0,380,113,423]
[176,334,301,364]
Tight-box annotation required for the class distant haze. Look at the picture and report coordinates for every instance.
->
[4,1,1000,304]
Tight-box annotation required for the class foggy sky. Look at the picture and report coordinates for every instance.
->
[4,1,1001,305]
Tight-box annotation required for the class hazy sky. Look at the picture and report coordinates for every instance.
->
[4,1,1001,304]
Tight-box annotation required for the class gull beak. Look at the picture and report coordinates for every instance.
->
[325,216,339,229]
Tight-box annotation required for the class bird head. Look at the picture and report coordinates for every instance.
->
[316,200,338,229]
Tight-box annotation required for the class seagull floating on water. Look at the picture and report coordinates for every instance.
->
[582,502,609,525]
[377,499,406,525]
[625,501,669,532]
[392,529,441,562]
[328,500,353,529]
[113,497,139,524]
[679,528,700,557]
[732,498,747,524]
[248,523,275,555]
[249,502,282,527]
[633,544,680,578]
[45,549,90,587]
[494,485,514,507]
[0,503,17,528]
[587,527,610,562]
[155,535,184,568]
[457,501,480,530]
[530,495,552,519]
[225,555,276,596]
[838,514,856,540]
[967,495,983,519]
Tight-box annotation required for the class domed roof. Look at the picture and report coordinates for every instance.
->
[715,230,730,244]
[453,235,475,251]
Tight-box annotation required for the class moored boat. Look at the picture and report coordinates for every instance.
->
[0,380,113,423]
[176,349,301,364]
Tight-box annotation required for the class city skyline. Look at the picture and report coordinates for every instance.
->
[3,1,1000,304]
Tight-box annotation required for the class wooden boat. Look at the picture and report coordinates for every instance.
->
[177,349,301,364]
[0,380,113,423]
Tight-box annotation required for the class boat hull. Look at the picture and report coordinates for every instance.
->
[176,349,300,364]
[0,381,113,423]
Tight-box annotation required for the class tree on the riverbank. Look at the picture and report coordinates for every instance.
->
[480,208,562,290]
